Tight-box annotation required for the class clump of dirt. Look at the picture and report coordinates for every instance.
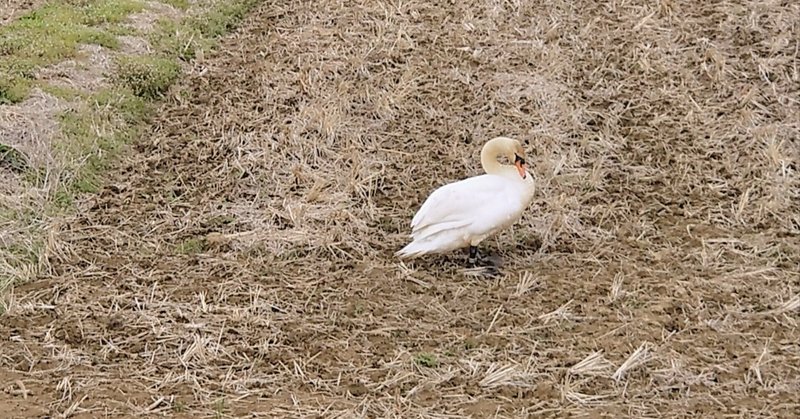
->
[1,0,799,417]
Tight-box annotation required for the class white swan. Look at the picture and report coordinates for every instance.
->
[396,136,535,268]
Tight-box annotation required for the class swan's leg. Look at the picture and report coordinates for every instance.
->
[466,246,479,268]
[465,245,502,277]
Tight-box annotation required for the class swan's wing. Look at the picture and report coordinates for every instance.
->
[410,175,523,238]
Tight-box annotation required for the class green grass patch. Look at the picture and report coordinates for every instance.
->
[3,242,42,270]
[177,238,206,254]
[414,353,438,368]
[2,4,124,59]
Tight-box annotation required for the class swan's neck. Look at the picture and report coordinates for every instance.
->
[480,140,507,175]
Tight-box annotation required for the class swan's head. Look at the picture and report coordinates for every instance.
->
[481,136,531,180]
[497,137,529,179]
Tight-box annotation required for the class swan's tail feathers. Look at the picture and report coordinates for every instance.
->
[396,220,470,259]
[395,241,426,259]
[395,240,442,260]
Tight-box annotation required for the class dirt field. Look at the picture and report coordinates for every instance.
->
[2,0,799,417]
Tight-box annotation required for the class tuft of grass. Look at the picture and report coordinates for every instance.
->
[3,243,42,269]
[172,400,187,413]
[205,215,237,228]
[463,338,478,350]
[112,55,181,99]
[212,397,226,418]
[177,238,206,254]
[0,73,30,104]
[0,238,44,296]
[1,3,123,59]
[414,353,438,368]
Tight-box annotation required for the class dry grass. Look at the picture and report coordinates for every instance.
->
[1,0,799,417]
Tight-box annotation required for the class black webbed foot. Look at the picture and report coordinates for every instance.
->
[464,246,503,278]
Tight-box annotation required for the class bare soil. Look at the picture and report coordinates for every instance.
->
[2,0,799,417]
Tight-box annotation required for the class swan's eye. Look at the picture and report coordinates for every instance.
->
[514,154,526,165]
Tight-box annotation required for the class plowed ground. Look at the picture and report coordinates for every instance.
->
[2,0,799,417]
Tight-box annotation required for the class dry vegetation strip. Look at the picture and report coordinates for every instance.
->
[2,0,800,417]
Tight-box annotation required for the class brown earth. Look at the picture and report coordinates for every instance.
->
[2,0,799,417]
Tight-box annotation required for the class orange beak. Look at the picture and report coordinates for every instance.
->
[514,159,527,179]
